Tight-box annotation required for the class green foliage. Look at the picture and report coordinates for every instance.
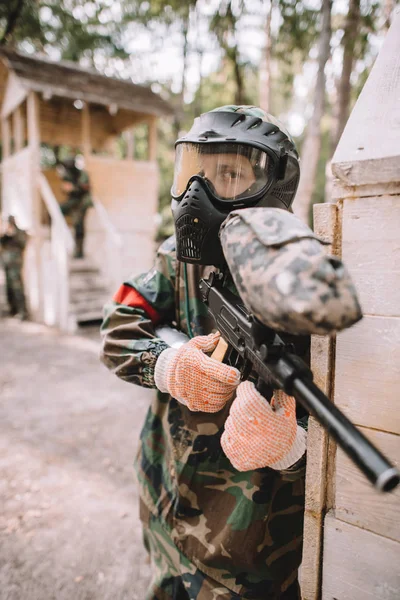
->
[1,0,386,232]
[275,0,319,60]
[0,1,127,62]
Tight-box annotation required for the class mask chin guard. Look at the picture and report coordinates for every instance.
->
[173,177,228,267]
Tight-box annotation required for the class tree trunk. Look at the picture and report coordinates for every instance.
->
[174,11,191,139]
[232,47,245,105]
[293,0,332,225]
[332,0,361,152]
[0,0,24,45]
[259,0,273,113]
[383,0,395,30]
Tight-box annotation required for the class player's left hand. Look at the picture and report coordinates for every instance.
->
[221,381,307,471]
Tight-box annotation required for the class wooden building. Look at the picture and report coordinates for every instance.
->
[0,49,172,330]
[301,11,400,599]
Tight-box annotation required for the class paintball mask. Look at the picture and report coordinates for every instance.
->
[171,106,300,267]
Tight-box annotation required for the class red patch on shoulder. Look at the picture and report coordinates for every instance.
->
[113,285,161,324]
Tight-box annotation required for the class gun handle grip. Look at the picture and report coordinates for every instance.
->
[211,336,229,362]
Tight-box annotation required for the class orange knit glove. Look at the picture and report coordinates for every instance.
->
[221,381,307,471]
[154,332,240,412]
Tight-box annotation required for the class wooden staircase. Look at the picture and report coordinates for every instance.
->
[69,258,111,326]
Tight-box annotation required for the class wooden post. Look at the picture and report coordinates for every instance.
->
[300,203,340,600]
[27,91,42,320]
[148,117,157,162]
[126,128,135,160]
[1,116,11,159]
[12,105,24,153]
[81,102,91,159]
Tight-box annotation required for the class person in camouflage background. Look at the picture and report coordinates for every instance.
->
[0,215,28,320]
[58,156,93,258]
[100,106,307,600]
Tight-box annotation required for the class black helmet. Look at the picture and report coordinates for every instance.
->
[171,105,300,267]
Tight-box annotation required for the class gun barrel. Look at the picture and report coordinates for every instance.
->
[291,377,400,492]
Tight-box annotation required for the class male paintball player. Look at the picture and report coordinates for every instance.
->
[58,156,93,259]
[100,106,307,599]
[0,215,28,320]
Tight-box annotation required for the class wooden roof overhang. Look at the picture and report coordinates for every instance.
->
[0,49,173,150]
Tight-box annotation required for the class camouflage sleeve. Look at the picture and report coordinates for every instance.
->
[100,236,177,388]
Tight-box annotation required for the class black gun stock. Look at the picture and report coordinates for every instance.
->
[199,272,400,493]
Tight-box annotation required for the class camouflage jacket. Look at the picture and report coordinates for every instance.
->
[0,226,27,267]
[100,236,306,599]
[60,168,93,219]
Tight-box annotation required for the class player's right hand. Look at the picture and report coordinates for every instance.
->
[154,332,240,412]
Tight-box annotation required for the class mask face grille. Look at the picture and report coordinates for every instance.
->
[270,175,299,208]
[175,214,207,261]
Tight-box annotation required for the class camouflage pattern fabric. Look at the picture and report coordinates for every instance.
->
[142,509,301,600]
[59,165,93,258]
[0,225,28,317]
[100,236,306,599]
[220,207,363,335]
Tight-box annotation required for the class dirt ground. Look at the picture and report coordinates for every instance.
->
[0,316,154,600]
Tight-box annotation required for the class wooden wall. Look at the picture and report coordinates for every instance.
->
[301,12,400,600]
[1,147,34,228]
[85,155,159,287]
[38,96,149,151]
[319,196,400,600]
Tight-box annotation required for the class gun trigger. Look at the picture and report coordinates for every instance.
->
[240,360,252,381]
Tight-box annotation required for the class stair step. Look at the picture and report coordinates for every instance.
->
[70,295,107,309]
[69,284,110,297]
[69,258,100,274]
[70,265,100,275]
[70,276,109,289]
[75,309,104,323]
[67,257,111,326]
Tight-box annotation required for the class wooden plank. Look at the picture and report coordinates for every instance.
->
[322,512,400,600]
[12,105,24,152]
[125,129,135,160]
[331,11,400,186]
[27,91,42,321]
[1,147,33,227]
[341,196,400,316]
[1,71,28,118]
[148,116,157,162]
[335,427,400,542]
[1,116,11,158]
[301,202,339,600]
[335,316,400,435]
[301,509,324,600]
[332,178,400,201]
[333,156,400,187]
[81,102,91,157]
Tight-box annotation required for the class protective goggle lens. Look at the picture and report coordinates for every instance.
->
[172,143,273,202]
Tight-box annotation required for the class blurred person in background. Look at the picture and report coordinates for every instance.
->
[100,106,306,599]
[57,155,93,259]
[0,215,28,320]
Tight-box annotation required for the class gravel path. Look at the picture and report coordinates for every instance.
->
[0,318,153,600]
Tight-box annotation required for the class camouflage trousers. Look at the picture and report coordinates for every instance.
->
[4,264,27,317]
[142,514,301,600]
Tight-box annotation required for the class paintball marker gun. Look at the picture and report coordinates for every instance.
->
[199,207,400,492]
[199,271,399,492]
